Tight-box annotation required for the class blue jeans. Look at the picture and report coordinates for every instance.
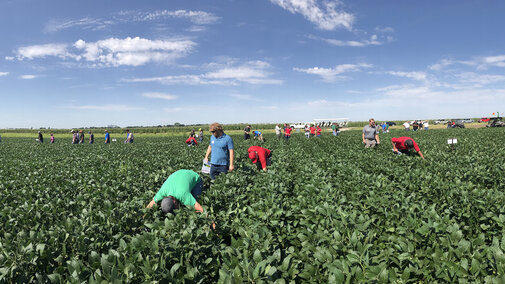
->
[191,179,204,200]
[210,164,228,179]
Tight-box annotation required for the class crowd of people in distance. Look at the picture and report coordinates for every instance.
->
[402,120,430,131]
[33,129,134,144]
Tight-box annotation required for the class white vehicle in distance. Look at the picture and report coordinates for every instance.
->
[313,118,348,127]
[289,122,312,129]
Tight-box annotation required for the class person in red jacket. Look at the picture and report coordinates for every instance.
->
[284,125,292,141]
[316,125,322,137]
[391,137,424,159]
[309,125,316,137]
[186,135,198,146]
[248,146,272,172]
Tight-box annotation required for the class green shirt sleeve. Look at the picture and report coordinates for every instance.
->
[179,192,196,207]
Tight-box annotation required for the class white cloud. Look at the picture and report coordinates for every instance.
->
[142,92,178,100]
[0,72,9,77]
[132,10,220,25]
[20,75,37,79]
[163,107,197,113]
[387,71,428,81]
[456,72,505,85]
[125,60,283,85]
[64,104,141,111]
[270,0,354,30]
[74,37,195,67]
[14,37,195,67]
[308,34,389,47]
[294,63,372,82]
[429,55,505,71]
[229,94,262,101]
[16,43,72,60]
[44,10,219,33]
[44,17,107,33]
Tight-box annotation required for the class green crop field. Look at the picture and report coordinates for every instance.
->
[1,128,505,282]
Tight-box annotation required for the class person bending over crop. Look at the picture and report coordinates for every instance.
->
[186,135,198,146]
[253,130,264,141]
[248,146,271,172]
[204,122,235,179]
[146,170,206,214]
[391,137,425,159]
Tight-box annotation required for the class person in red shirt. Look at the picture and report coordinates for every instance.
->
[391,137,424,159]
[316,125,322,137]
[284,125,292,141]
[248,146,272,172]
[186,136,198,146]
[309,125,316,137]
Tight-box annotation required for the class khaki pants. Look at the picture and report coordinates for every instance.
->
[364,139,376,148]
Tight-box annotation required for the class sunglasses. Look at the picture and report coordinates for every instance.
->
[210,130,215,133]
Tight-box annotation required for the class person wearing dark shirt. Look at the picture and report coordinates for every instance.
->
[79,130,85,144]
[37,131,43,143]
[244,125,251,140]
[391,137,424,159]
[89,131,94,144]
[248,146,272,172]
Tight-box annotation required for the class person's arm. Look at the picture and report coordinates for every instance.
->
[194,201,204,213]
[417,151,425,159]
[258,152,267,171]
[375,133,380,144]
[362,132,366,144]
[147,199,156,209]
[229,149,235,172]
[391,140,398,152]
[204,145,212,163]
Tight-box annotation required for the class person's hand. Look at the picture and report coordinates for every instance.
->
[362,140,366,144]
[263,168,267,172]
[203,158,208,164]
[229,164,234,172]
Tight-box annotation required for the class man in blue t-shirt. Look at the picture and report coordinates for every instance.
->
[204,122,234,179]
[104,130,110,144]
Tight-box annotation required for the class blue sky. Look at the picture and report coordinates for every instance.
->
[1,0,505,128]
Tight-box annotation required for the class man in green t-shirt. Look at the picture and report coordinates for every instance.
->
[146,169,205,213]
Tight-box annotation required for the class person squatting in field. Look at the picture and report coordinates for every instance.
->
[362,118,380,148]
[253,130,264,141]
[146,170,206,214]
[248,146,272,172]
[186,135,198,146]
[204,122,235,179]
[391,136,425,159]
